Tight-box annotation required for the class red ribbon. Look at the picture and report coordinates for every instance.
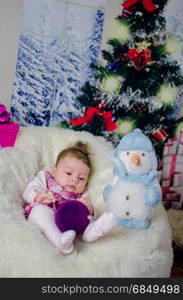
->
[122,0,157,12]
[170,154,177,184]
[126,47,153,71]
[70,107,118,131]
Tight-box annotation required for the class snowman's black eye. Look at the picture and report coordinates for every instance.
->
[142,153,146,156]
[126,152,130,155]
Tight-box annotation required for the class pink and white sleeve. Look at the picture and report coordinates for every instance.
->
[23,170,47,203]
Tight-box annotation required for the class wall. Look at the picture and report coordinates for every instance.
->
[101,0,121,50]
[0,0,23,109]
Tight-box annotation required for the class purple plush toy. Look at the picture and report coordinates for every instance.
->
[55,200,90,234]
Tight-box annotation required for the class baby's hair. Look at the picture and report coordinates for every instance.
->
[55,141,92,175]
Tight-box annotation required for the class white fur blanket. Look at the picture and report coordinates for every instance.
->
[0,127,173,277]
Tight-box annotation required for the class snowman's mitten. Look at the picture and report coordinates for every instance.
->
[82,212,116,242]
[144,184,162,206]
[103,184,112,202]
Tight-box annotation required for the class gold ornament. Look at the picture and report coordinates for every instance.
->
[136,41,151,51]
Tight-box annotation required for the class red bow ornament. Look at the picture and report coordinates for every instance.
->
[70,107,118,132]
[126,47,153,71]
[122,0,157,12]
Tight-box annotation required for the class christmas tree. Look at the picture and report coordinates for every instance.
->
[60,0,183,161]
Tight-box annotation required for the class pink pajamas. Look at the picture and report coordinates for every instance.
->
[23,170,87,218]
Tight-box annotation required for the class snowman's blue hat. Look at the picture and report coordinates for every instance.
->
[115,128,157,173]
[109,128,158,183]
[116,128,153,153]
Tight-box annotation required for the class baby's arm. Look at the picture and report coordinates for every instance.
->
[34,190,56,203]
[23,170,54,203]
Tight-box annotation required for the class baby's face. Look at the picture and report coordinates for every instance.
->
[51,155,90,194]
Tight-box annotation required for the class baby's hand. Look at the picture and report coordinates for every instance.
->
[79,196,94,215]
[34,190,56,203]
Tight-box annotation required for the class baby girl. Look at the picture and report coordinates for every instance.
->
[23,141,94,255]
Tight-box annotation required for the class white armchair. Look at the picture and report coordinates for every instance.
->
[0,127,173,277]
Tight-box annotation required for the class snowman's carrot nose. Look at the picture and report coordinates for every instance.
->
[130,153,140,165]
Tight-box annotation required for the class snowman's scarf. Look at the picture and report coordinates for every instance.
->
[111,156,158,185]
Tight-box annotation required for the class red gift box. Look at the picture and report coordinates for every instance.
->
[0,122,20,147]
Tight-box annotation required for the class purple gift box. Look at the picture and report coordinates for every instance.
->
[0,104,19,147]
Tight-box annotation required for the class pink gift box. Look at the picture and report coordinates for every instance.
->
[173,172,183,187]
[168,186,183,209]
[163,139,178,156]
[177,143,183,154]
[0,122,20,147]
[177,130,183,143]
[162,154,183,178]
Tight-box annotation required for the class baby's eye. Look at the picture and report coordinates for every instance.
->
[66,172,71,175]
[79,177,85,181]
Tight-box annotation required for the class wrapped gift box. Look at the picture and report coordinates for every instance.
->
[161,178,171,187]
[161,131,183,210]
[162,186,183,209]
[177,143,183,155]
[177,130,183,143]
[168,186,183,209]
[0,122,20,147]
[162,154,183,180]
[163,139,178,156]
[173,172,183,187]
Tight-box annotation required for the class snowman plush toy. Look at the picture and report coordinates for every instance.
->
[83,128,162,242]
